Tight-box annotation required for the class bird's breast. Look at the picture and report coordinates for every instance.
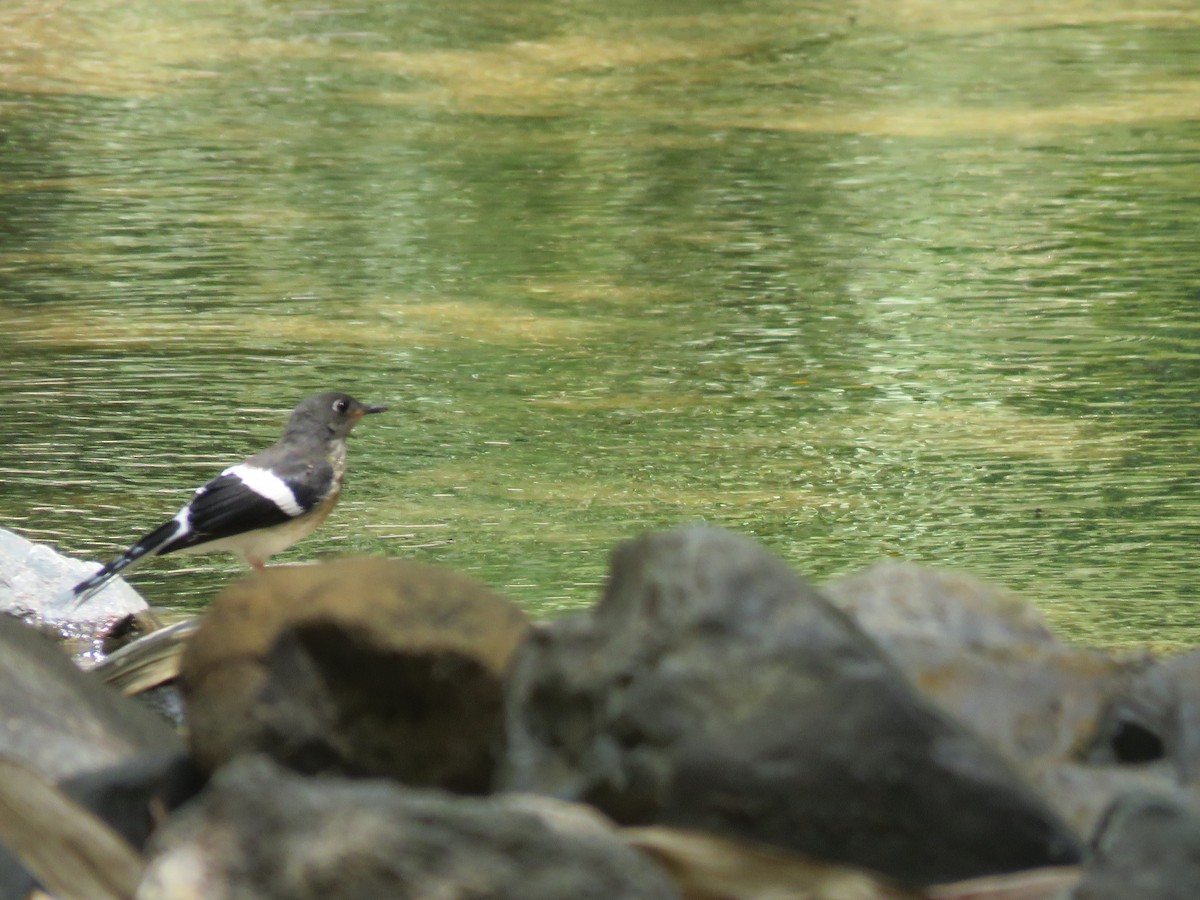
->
[325,441,348,488]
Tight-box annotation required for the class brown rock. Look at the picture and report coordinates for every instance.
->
[181,558,530,791]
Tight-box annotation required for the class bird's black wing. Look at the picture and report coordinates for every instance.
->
[162,460,332,553]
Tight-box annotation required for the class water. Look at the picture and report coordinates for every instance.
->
[1,0,1198,647]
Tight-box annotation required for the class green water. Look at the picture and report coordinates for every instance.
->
[1,1,1198,646]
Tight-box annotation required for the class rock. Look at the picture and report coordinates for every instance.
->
[1036,648,1200,840]
[498,526,1081,887]
[57,749,202,846]
[181,557,531,790]
[0,526,147,625]
[0,748,201,900]
[824,562,1061,651]
[1029,762,1200,844]
[1162,649,1200,779]
[137,756,680,900]
[1069,792,1200,899]
[824,563,1194,836]
[0,756,147,900]
[1099,648,1200,779]
[0,613,192,898]
[823,565,1142,769]
[0,613,181,781]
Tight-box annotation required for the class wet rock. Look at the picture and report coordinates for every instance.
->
[181,557,531,790]
[1070,792,1200,899]
[498,526,1081,886]
[0,525,147,624]
[138,756,679,900]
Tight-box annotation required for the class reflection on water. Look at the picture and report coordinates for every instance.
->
[1,0,1198,647]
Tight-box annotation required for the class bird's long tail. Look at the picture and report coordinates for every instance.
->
[67,520,183,610]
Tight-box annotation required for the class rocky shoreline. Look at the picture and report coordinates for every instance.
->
[0,524,1196,898]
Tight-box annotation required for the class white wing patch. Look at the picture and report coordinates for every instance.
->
[225,463,305,517]
[165,505,193,545]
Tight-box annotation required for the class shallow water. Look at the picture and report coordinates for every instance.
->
[2,0,1198,646]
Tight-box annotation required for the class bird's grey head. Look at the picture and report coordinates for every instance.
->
[284,392,387,442]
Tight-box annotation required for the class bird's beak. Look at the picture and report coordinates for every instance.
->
[350,404,387,424]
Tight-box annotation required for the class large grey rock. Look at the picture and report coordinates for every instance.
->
[498,527,1082,887]
[138,756,679,900]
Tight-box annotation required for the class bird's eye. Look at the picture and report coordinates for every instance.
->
[332,398,349,414]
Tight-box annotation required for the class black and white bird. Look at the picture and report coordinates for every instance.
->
[67,391,386,609]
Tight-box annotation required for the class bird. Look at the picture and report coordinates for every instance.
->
[66,391,386,610]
